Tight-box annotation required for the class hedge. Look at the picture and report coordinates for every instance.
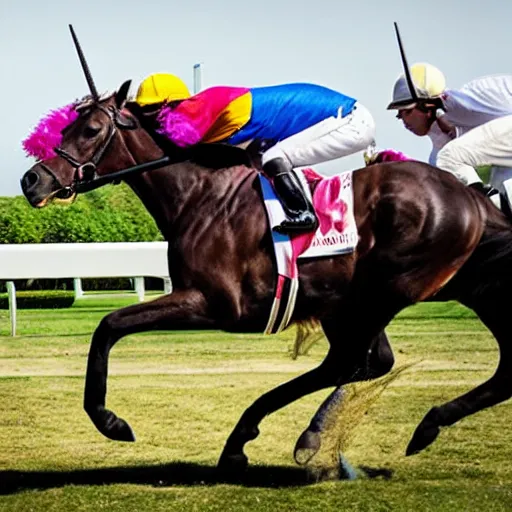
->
[0,183,163,244]
[0,290,75,309]
[0,183,164,292]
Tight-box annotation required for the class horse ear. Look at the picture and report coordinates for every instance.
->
[114,110,138,130]
[115,80,132,109]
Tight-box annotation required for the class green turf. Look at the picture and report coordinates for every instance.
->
[1,298,511,511]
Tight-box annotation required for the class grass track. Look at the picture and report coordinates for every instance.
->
[1,298,511,511]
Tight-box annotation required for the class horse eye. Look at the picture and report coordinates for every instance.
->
[83,125,101,139]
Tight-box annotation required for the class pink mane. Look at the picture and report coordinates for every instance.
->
[156,105,201,147]
[22,103,79,160]
[370,149,412,164]
[377,149,411,162]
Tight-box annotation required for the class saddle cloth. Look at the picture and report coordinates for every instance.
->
[259,168,358,334]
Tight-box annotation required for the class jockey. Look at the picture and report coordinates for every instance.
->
[387,62,512,215]
[134,73,376,234]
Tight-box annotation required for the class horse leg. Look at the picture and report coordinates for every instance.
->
[407,302,512,455]
[218,296,401,472]
[294,326,396,463]
[84,289,214,442]
[217,349,344,471]
[366,330,395,379]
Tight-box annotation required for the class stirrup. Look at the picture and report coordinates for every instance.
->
[273,211,318,234]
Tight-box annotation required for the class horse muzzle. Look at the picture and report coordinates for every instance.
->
[20,163,74,208]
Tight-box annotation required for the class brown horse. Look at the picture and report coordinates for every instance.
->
[20,79,512,471]
[18,24,512,472]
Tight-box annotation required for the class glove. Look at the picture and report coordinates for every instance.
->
[363,143,379,166]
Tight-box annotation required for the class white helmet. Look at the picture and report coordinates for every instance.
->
[387,62,446,110]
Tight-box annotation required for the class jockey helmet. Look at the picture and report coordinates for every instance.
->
[135,73,191,106]
[387,63,446,110]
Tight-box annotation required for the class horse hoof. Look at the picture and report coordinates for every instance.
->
[217,452,248,474]
[294,429,321,465]
[109,418,136,442]
[93,409,136,442]
[406,423,440,456]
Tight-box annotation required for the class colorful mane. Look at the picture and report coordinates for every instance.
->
[365,148,412,166]
[22,103,79,160]
[156,105,202,147]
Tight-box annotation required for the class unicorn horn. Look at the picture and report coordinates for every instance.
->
[69,24,100,101]
[393,22,419,102]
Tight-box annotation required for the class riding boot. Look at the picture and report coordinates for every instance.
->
[263,157,318,234]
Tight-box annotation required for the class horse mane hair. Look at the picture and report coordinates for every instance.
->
[21,92,116,161]
[22,103,79,160]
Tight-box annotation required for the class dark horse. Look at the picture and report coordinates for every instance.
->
[19,31,512,469]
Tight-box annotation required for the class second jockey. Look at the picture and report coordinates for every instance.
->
[387,62,512,217]
[134,73,376,234]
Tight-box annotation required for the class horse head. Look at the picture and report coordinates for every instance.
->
[20,25,170,208]
[23,81,169,206]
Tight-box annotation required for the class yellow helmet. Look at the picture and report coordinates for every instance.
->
[135,73,191,106]
[387,63,446,110]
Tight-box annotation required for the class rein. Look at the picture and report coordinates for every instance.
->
[75,156,171,193]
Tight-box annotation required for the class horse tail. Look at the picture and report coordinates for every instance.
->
[291,319,324,359]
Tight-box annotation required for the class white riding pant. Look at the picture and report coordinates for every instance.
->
[436,114,512,187]
[261,102,376,168]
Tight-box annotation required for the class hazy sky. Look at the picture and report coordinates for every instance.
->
[1,0,510,196]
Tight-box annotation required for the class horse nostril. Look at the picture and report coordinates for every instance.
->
[23,170,39,189]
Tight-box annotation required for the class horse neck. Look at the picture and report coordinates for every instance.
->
[124,161,210,237]
[114,108,260,240]
[119,131,258,239]
[104,119,190,235]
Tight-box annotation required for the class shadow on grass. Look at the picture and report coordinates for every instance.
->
[0,462,392,494]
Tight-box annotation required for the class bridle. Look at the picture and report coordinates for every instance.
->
[56,105,117,176]
[50,102,134,198]
[47,101,172,198]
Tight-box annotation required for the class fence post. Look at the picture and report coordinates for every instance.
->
[134,277,145,302]
[193,63,203,93]
[163,277,173,294]
[7,281,16,337]
[73,278,84,299]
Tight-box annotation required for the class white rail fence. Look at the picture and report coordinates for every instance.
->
[0,242,171,336]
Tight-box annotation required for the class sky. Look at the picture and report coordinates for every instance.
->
[1,0,511,196]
